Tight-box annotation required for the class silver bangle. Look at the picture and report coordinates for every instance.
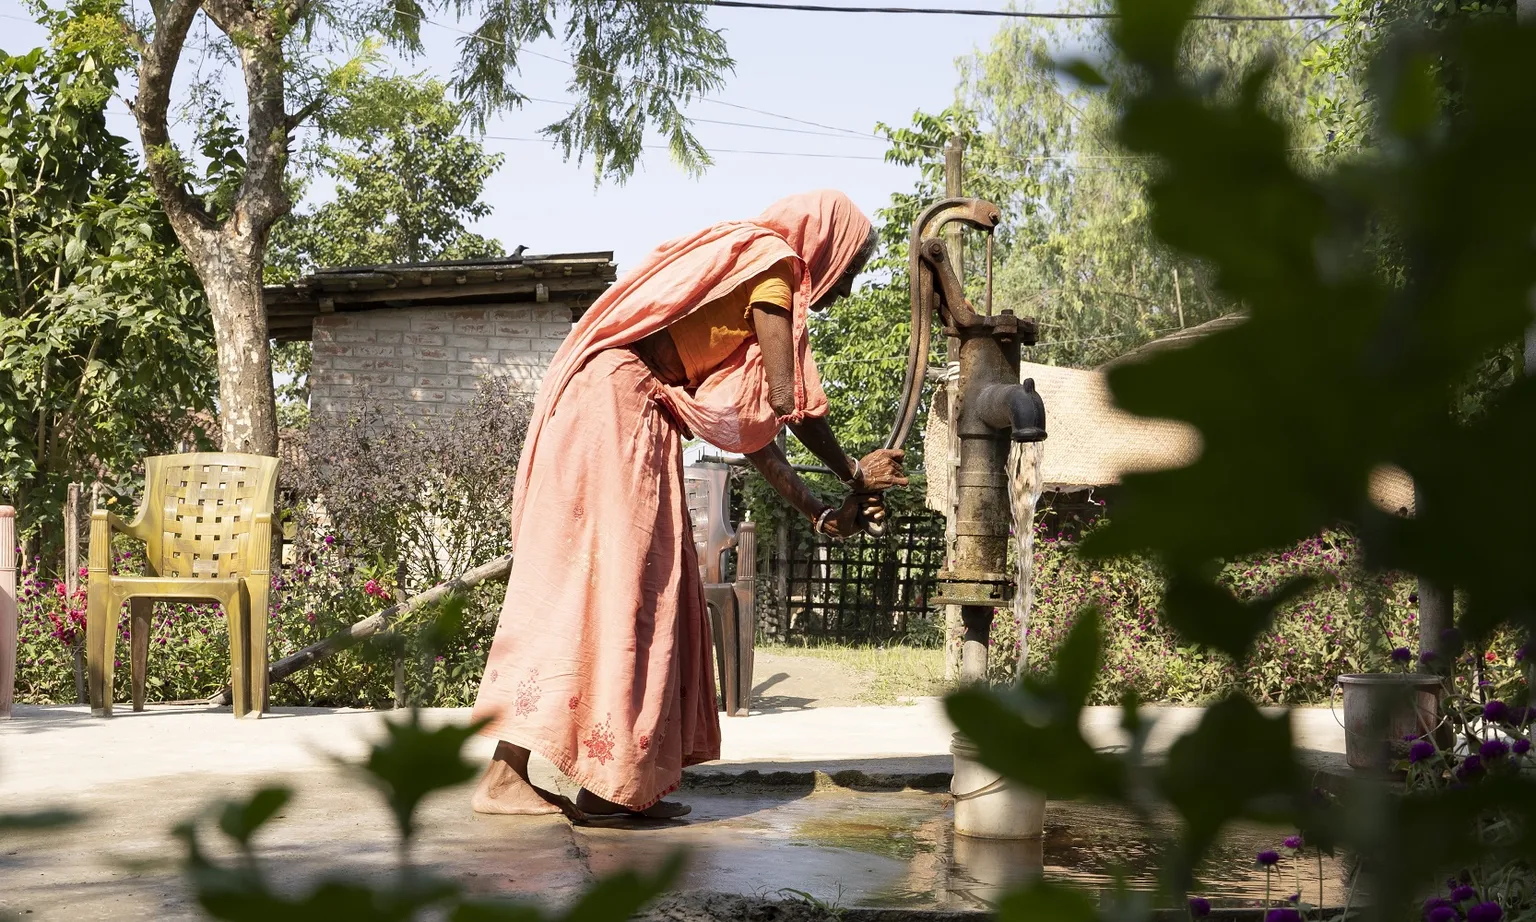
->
[838,458,862,488]
[814,507,836,536]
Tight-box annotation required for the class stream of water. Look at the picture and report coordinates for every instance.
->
[1006,440,1045,679]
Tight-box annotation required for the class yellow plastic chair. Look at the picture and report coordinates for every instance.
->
[86,453,279,718]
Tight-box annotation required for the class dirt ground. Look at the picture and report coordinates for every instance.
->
[750,646,947,710]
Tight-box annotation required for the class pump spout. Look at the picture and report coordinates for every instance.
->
[975,379,1047,443]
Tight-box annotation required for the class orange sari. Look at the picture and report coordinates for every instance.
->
[472,191,872,809]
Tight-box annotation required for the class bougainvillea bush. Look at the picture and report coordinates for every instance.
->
[988,522,1523,705]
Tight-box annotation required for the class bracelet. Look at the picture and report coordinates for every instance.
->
[838,458,862,488]
[813,506,836,536]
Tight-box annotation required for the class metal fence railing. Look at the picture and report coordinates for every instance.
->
[761,514,946,644]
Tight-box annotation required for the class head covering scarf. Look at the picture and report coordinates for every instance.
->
[508,190,872,536]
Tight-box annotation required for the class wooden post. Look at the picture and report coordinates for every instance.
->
[773,430,790,639]
[66,483,86,703]
[0,506,17,719]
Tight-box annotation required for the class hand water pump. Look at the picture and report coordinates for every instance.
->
[879,197,1046,683]
[885,197,1050,840]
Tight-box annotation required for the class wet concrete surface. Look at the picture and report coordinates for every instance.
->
[1,775,1346,920]
[0,703,1351,920]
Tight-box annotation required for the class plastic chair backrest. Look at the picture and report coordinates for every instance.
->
[684,463,736,585]
[139,453,280,579]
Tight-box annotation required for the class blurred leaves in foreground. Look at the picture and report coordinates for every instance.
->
[952,0,1536,919]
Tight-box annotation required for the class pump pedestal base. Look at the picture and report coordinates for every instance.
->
[951,733,1046,839]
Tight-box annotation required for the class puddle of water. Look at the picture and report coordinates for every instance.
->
[581,790,1348,913]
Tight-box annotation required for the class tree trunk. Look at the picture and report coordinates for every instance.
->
[203,243,279,455]
[129,0,289,459]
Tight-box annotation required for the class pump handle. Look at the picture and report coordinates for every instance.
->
[882,197,1001,454]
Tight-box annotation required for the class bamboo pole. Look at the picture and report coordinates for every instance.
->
[206,553,512,706]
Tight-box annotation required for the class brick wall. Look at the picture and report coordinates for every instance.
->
[308,303,576,420]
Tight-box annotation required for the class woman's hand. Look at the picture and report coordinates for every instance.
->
[854,448,908,493]
[824,492,886,539]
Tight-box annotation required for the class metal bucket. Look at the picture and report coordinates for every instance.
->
[1335,673,1442,771]
[951,733,1046,839]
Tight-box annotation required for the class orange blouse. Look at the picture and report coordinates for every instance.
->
[667,260,795,386]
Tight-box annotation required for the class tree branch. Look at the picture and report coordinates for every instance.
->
[134,0,216,249]
[203,0,293,236]
[286,93,328,132]
[116,13,149,56]
[204,554,513,706]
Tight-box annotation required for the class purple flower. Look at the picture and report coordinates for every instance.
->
[1256,850,1281,867]
[1428,908,1457,922]
[1467,903,1502,922]
[1481,739,1509,760]
[1457,755,1485,780]
[1514,739,1531,756]
[1410,741,1437,763]
[1283,835,1304,850]
[1189,897,1211,918]
[1452,886,1478,903]
[1426,897,1453,918]
[1265,911,1301,922]
[322,534,335,546]
[1391,647,1413,664]
[1485,700,1510,723]
[1420,651,1438,664]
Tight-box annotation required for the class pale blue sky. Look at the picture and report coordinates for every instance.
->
[0,1,1046,269]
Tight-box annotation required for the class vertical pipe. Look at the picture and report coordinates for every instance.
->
[959,605,992,685]
[0,506,16,719]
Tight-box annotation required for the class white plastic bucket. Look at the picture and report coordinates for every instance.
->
[951,733,1046,839]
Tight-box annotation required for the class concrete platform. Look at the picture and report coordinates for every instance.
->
[0,702,1351,920]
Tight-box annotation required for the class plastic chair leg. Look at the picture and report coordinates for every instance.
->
[226,592,250,718]
[246,578,269,716]
[86,581,112,717]
[129,598,153,712]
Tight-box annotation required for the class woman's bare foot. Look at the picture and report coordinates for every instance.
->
[471,741,564,816]
[575,788,692,820]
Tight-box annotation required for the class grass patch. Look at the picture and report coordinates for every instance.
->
[762,643,950,705]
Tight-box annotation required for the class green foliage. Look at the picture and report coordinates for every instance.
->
[0,13,217,559]
[174,708,681,920]
[411,2,731,182]
[269,75,505,278]
[950,0,1536,917]
[989,524,1483,704]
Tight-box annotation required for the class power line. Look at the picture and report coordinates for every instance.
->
[483,132,887,159]
[628,0,1336,21]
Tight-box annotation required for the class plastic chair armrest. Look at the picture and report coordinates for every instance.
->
[249,513,273,576]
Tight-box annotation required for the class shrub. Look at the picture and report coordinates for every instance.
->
[989,522,1521,704]
[13,379,527,707]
